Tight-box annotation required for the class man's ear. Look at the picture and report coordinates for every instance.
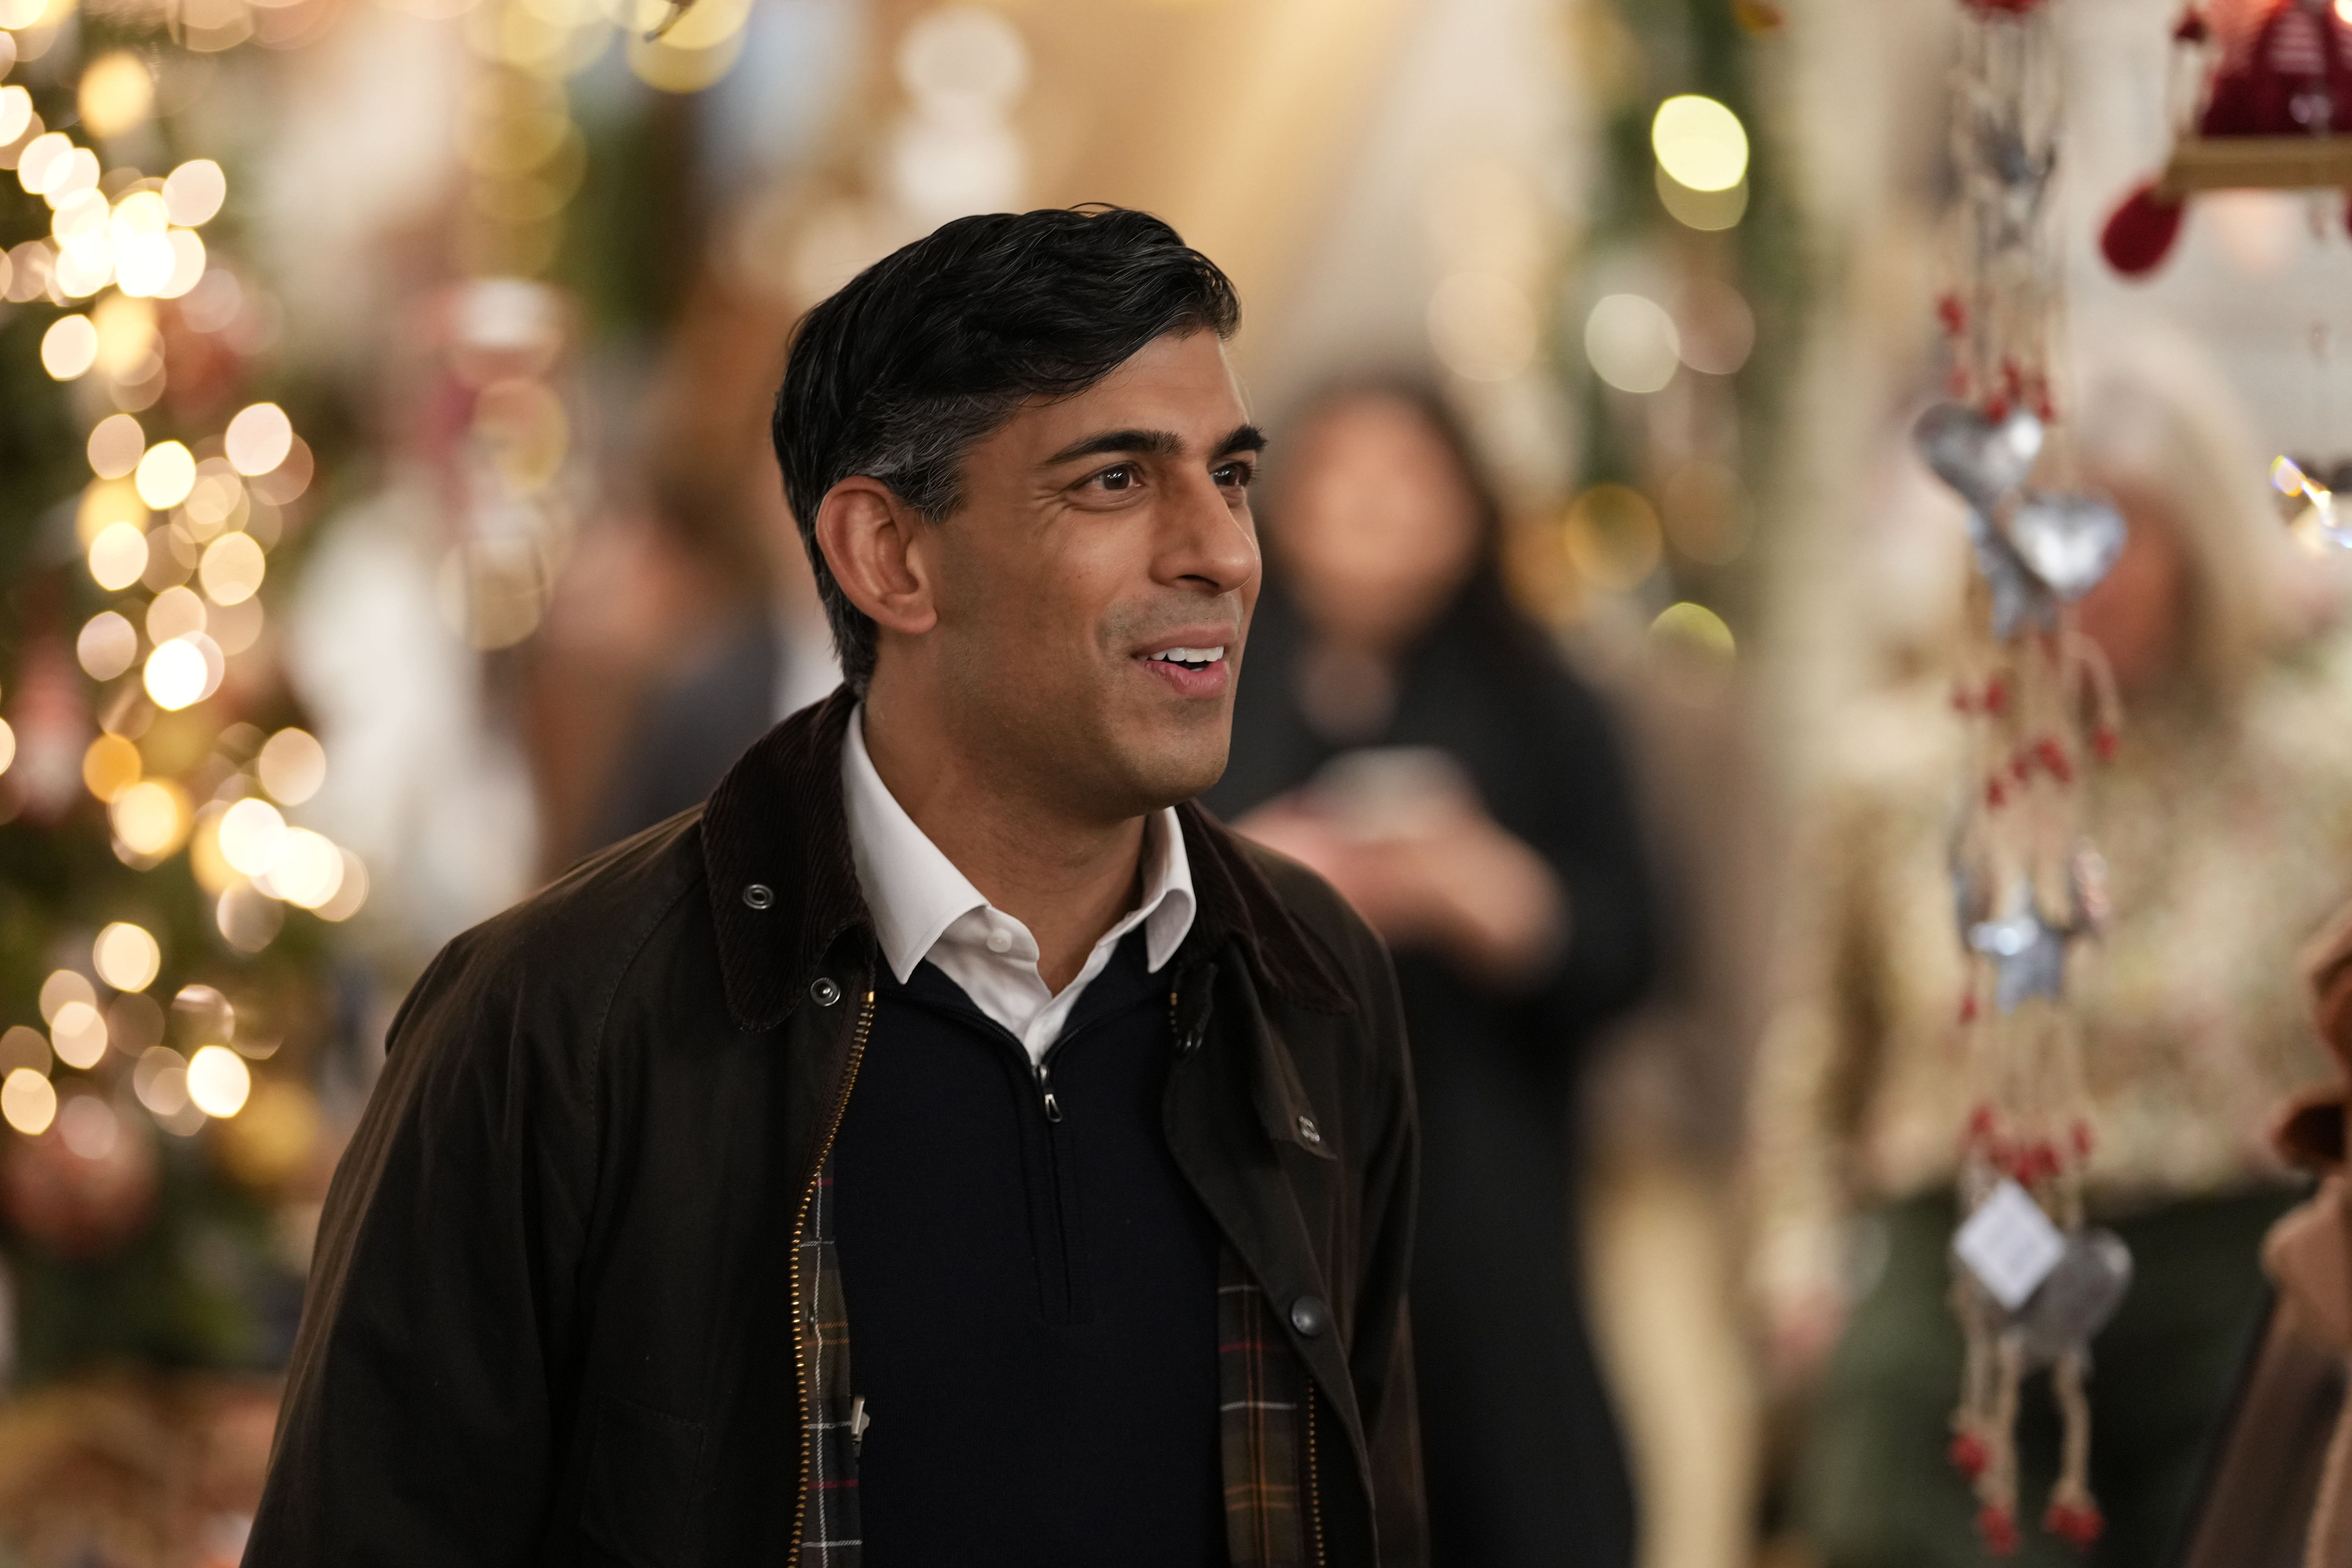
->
[815,477,939,638]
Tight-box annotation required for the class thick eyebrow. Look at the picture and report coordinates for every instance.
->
[1043,423,1268,467]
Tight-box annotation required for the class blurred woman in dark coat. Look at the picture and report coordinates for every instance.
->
[1208,384,1657,1568]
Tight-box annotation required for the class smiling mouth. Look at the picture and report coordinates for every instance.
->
[1144,645,1226,671]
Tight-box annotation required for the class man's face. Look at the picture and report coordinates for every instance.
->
[900,330,1263,822]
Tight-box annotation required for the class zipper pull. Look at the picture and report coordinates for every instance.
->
[850,1394,871,1456]
[1036,1063,1063,1123]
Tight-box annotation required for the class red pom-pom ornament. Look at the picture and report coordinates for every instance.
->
[2101,183,2187,277]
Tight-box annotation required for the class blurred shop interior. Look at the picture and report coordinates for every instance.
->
[7,0,2352,1561]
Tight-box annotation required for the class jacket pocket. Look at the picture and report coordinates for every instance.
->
[578,1393,710,1567]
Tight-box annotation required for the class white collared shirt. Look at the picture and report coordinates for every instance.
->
[841,706,1196,1066]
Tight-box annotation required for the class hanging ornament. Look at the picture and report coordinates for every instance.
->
[1915,0,2133,1553]
[2101,0,2352,278]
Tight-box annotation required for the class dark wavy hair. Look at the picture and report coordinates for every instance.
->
[772,207,1241,693]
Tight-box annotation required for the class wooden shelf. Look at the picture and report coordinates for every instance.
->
[2159,135,2352,195]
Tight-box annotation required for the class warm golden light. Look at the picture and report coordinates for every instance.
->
[156,230,206,298]
[2,1069,57,1136]
[17,133,73,196]
[225,402,294,476]
[0,719,14,779]
[218,797,287,877]
[146,584,207,644]
[87,412,144,479]
[92,292,156,380]
[134,1045,190,1116]
[77,478,146,547]
[82,734,142,802]
[77,611,139,681]
[1426,272,1537,384]
[316,849,369,922]
[58,1094,119,1160]
[92,921,161,992]
[142,639,207,710]
[1651,95,1749,193]
[199,531,265,605]
[264,828,345,909]
[39,971,96,1024]
[135,440,196,509]
[111,778,192,857]
[1585,294,1682,394]
[51,999,109,1069]
[257,727,326,805]
[40,313,97,379]
[0,86,31,146]
[1565,484,1666,592]
[88,520,149,591]
[163,159,227,227]
[78,52,154,140]
[186,1044,250,1117]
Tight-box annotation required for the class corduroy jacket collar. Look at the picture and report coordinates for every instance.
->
[698,686,1352,1034]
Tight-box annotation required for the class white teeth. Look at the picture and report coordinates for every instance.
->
[1149,646,1224,664]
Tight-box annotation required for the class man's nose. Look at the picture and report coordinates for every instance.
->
[1162,472,1260,595]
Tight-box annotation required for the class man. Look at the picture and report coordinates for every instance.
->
[246,207,1425,1566]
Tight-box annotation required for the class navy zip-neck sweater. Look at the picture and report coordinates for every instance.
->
[830,929,1227,1566]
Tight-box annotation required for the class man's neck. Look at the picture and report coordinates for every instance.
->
[859,692,1147,993]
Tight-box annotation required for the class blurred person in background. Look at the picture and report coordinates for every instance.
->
[1208,383,1656,1568]
[1750,343,2352,1568]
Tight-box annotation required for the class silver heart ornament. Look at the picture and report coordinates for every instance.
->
[2018,1228,2132,1365]
[2005,492,2126,601]
[1916,403,2045,511]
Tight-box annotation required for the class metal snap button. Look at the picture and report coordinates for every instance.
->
[809,977,842,1007]
[743,883,776,910]
[1289,1296,1329,1338]
[1296,1114,1321,1145]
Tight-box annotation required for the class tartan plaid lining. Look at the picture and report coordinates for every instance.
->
[791,1163,1314,1565]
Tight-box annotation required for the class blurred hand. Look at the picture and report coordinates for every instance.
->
[1238,787,1567,987]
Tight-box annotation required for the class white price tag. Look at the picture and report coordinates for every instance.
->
[1954,1178,2066,1310]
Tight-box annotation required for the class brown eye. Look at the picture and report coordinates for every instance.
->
[1089,465,1139,493]
[1214,461,1255,490]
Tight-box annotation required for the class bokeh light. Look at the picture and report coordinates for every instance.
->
[88,520,149,591]
[225,402,294,476]
[316,849,370,922]
[87,412,144,478]
[163,159,227,226]
[200,531,266,604]
[77,611,139,680]
[262,828,345,909]
[143,637,208,709]
[257,727,326,805]
[0,1027,52,1079]
[82,734,142,802]
[1565,483,1666,591]
[135,440,197,508]
[2,1070,57,1136]
[218,797,288,877]
[0,719,14,778]
[0,86,31,146]
[39,970,97,1024]
[1585,294,1682,394]
[1651,94,1749,193]
[110,778,192,857]
[51,999,109,1069]
[186,1044,251,1117]
[134,1045,190,1116]
[77,52,153,139]
[92,921,161,992]
[147,584,207,643]
[41,313,97,379]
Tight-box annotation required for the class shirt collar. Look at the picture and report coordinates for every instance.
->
[840,705,1196,985]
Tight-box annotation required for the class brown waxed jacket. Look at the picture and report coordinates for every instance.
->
[246,690,1427,1566]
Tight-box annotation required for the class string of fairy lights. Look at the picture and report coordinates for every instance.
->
[1,14,358,1148]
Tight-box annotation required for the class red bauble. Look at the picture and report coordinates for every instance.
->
[1978,1505,2022,1556]
[2101,184,2187,277]
[1949,1431,1991,1478]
